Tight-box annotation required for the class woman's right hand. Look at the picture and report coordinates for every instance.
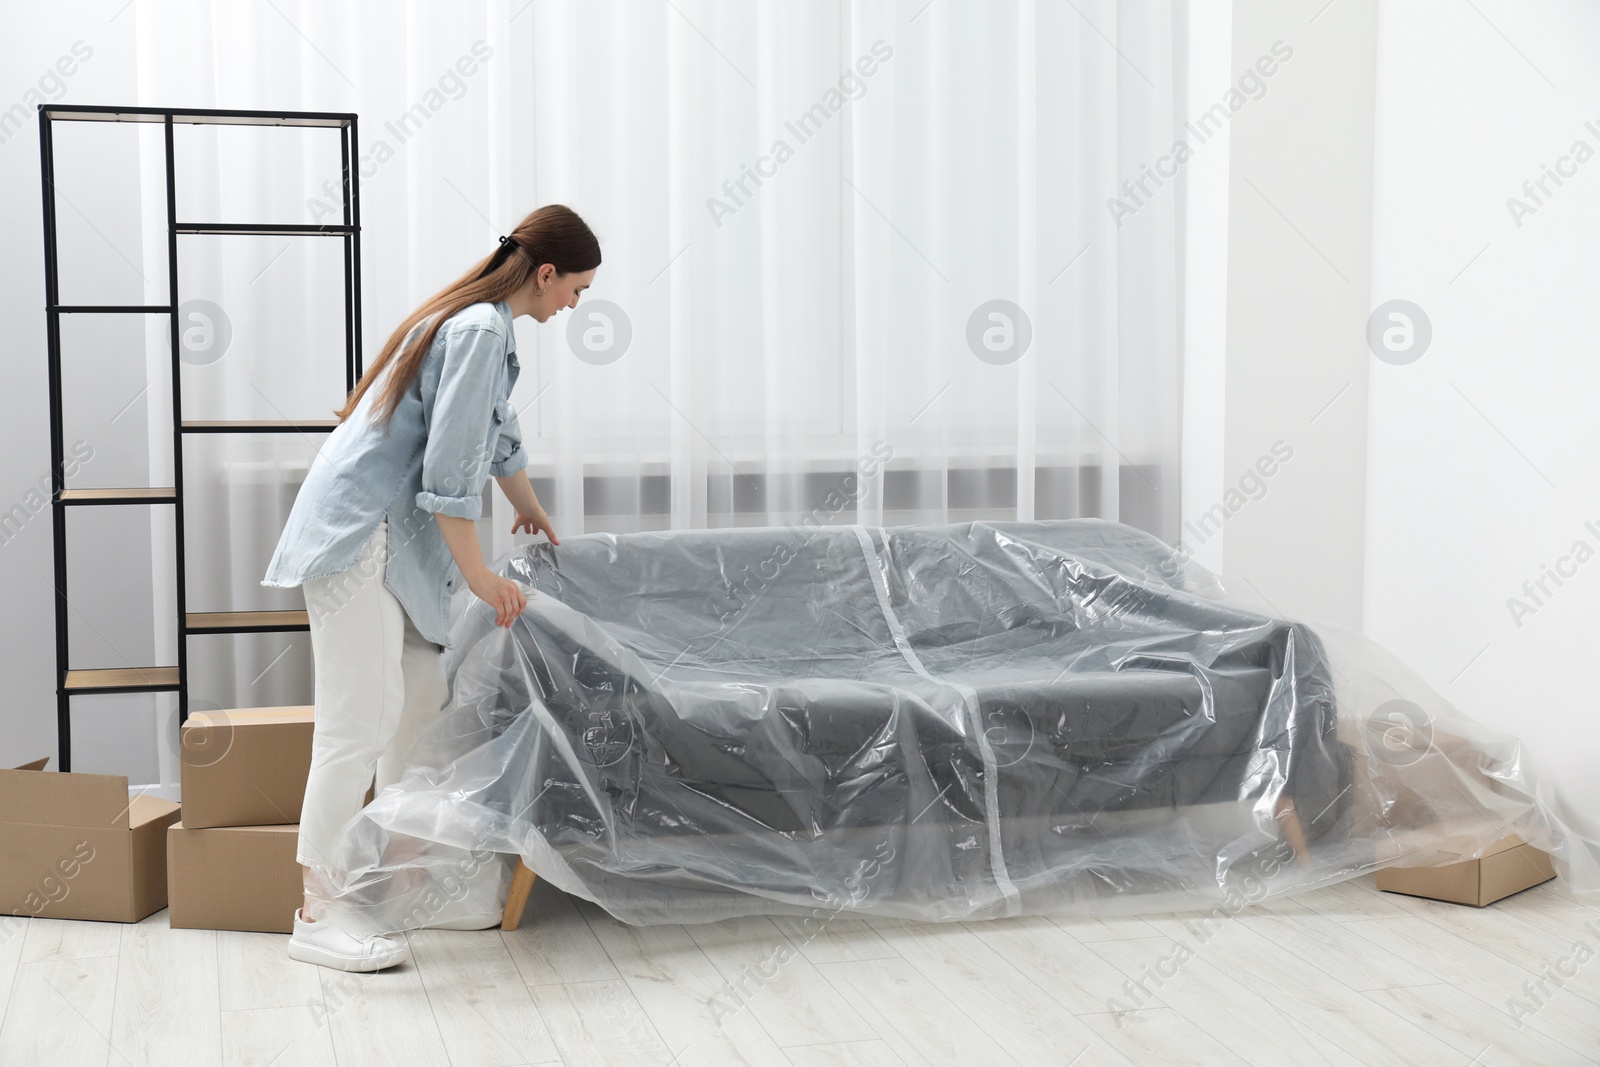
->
[466,569,527,628]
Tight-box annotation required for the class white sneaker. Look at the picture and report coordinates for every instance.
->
[287,908,410,971]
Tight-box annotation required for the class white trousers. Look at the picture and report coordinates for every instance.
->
[297,516,448,871]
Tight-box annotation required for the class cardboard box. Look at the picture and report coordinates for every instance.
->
[0,757,181,923]
[1376,833,1556,906]
[180,706,372,827]
[167,821,304,933]
[180,706,312,828]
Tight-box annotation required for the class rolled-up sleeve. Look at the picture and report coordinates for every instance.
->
[488,398,528,477]
[417,325,506,519]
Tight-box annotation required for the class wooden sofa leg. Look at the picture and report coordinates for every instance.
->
[1274,796,1313,870]
[501,858,538,930]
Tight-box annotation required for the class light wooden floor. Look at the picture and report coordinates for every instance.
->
[1,873,1597,1066]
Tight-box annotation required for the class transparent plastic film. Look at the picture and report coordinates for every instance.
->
[307,519,1600,937]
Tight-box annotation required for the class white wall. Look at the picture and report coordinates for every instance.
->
[1215,0,1378,632]
[1205,0,1599,835]
[1367,0,1600,835]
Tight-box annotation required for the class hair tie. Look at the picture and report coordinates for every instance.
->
[498,235,513,247]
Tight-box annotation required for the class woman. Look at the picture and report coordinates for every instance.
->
[260,204,600,971]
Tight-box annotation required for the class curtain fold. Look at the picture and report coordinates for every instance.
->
[129,0,1185,762]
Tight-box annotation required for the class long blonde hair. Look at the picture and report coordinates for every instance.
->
[336,204,602,427]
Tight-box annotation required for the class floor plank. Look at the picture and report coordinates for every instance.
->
[687,915,879,1047]
[1232,895,1438,990]
[0,956,120,1067]
[528,978,677,1067]
[582,912,791,1065]
[782,1039,909,1066]
[1078,1006,1250,1066]
[111,917,223,1065]
[1049,912,1163,942]
[1362,982,1599,1067]
[961,914,1167,1016]
[1378,887,1600,1008]
[1085,936,1370,1067]
[0,915,25,1031]
[20,915,123,963]
[1282,877,1410,921]
[1492,883,1600,943]
[768,915,901,965]
[311,952,452,1067]
[503,878,621,986]
[815,957,1017,1067]
[1343,913,1600,1054]
[408,928,562,1066]
[1204,918,1488,1066]
[220,1004,339,1067]
[860,917,1135,1066]
[217,929,324,1013]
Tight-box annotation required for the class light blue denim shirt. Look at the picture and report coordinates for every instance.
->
[261,300,526,647]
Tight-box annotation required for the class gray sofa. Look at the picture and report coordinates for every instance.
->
[428,518,1351,922]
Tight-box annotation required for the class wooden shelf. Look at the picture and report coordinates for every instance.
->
[185,610,309,634]
[181,420,338,433]
[64,666,180,692]
[59,487,176,505]
[50,305,175,314]
[42,105,352,128]
[175,223,355,236]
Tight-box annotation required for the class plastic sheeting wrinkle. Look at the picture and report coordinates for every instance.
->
[851,524,1021,914]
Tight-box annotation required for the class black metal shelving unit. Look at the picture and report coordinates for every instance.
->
[39,104,363,772]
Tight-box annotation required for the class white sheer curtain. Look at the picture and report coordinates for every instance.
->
[128,0,1185,761]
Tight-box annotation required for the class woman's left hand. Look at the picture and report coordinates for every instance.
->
[513,506,559,545]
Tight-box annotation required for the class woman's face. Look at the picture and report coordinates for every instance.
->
[530,266,597,323]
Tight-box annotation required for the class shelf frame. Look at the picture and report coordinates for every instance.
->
[40,102,362,771]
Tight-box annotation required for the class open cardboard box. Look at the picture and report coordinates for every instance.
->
[1376,831,1556,906]
[0,757,181,923]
